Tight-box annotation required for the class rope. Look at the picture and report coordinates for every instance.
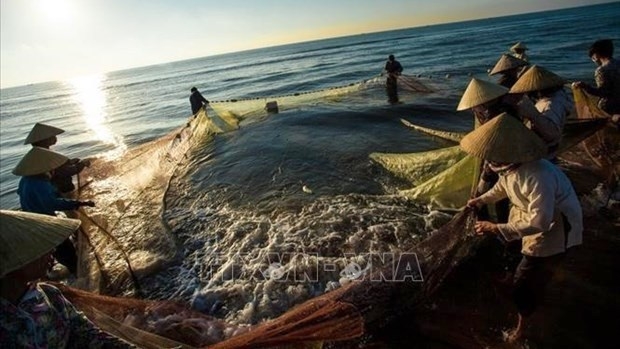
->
[77,172,143,295]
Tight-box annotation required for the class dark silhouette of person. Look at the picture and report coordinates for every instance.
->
[189,87,209,116]
[384,55,403,103]
[574,39,620,116]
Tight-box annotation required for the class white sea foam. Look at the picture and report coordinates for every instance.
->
[133,192,446,325]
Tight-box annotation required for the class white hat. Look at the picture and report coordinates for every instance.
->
[13,147,68,176]
[24,123,65,145]
[0,210,80,277]
[509,65,566,94]
[456,78,509,111]
[510,42,528,52]
[489,54,528,75]
[460,113,546,163]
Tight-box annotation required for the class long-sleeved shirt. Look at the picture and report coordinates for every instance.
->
[17,176,81,215]
[0,283,134,348]
[478,159,583,257]
[583,58,620,115]
[517,89,572,156]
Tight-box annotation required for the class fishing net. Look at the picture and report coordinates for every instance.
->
[64,75,485,347]
[54,282,249,348]
[70,73,616,348]
[571,86,619,185]
[209,74,435,121]
[371,91,609,209]
[75,110,225,294]
[399,154,480,209]
[59,207,478,348]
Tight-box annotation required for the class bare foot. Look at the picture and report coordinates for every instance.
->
[506,326,523,343]
[504,314,525,343]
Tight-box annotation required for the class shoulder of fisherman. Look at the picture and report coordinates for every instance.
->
[479,160,582,256]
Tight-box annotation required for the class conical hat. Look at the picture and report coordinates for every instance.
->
[509,65,566,93]
[489,54,528,75]
[24,123,65,145]
[510,42,528,51]
[12,147,69,176]
[456,78,509,111]
[460,113,546,163]
[0,210,80,277]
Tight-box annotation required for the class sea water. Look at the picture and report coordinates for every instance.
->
[1,2,618,324]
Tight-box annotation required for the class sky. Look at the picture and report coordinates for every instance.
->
[0,0,616,89]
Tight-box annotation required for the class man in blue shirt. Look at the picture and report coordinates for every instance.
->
[13,147,94,274]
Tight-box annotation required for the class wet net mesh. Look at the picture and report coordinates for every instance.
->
[64,81,606,348]
[209,74,435,122]
[371,88,609,209]
[61,208,478,348]
[75,110,224,294]
[572,86,619,184]
[63,76,486,348]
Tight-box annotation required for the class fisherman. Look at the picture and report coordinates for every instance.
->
[510,42,529,62]
[464,113,583,343]
[573,39,620,117]
[510,65,572,160]
[24,122,90,195]
[457,78,515,222]
[573,39,620,207]
[190,86,210,116]
[489,54,529,88]
[457,78,515,125]
[13,147,95,275]
[384,54,404,103]
[0,210,135,348]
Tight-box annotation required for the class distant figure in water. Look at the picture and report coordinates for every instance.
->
[510,42,529,62]
[384,54,403,103]
[190,87,209,116]
[24,123,90,195]
[465,114,583,344]
[573,39,620,116]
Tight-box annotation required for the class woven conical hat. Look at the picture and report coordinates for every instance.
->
[12,147,68,176]
[509,65,566,93]
[510,42,528,51]
[0,210,80,277]
[24,123,65,145]
[460,113,546,163]
[489,54,528,75]
[456,78,509,111]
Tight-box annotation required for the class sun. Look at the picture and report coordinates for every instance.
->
[36,0,74,23]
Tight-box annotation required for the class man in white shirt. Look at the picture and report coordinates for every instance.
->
[509,65,572,160]
[463,113,583,343]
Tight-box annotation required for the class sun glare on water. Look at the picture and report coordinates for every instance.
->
[68,74,126,158]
